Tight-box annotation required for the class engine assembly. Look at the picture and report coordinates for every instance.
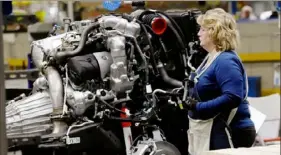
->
[6,7,206,155]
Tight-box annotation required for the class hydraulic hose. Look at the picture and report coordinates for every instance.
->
[139,22,159,75]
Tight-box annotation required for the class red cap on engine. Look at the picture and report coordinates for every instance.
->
[151,17,167,35]
[120,107,131,127]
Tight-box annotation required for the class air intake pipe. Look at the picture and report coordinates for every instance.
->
[54,22,100,60]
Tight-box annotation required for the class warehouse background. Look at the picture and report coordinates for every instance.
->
[2,1,280,154]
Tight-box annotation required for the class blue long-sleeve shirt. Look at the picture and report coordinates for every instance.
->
[189,51,254,129]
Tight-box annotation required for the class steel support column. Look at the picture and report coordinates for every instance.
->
[0,1,7,155]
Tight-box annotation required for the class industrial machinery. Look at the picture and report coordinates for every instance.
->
[6,6,206,155]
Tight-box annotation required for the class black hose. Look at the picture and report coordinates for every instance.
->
[138,10,186,46]
[142,24,169,60]
[157,62,183,88]
[155,13,190,91]
[131,38,149,85]
[128,42,134,60]
[164,22,188,79]
[138,10,188,96]
[155,10,187,46]
[138,10,187,68]
[155,10,194,91]
[105,112,154,123]
[159,38,169,59]
[96,96,127,115]
[138,21,158,75]
[106,115,137,122]
[55,22,100,60]
[126,42,135,75]
[164,19,186,54]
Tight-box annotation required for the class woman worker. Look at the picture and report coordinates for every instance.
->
[185,8,256,155]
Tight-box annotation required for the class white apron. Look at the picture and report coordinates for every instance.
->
[187,51,249,155]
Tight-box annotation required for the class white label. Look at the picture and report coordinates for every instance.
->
[274,63,280,86]
[66,137,81,145]
[153,130,163,141]
[146,84,152,93]
[8,151,22,155]
[274,71,280,86]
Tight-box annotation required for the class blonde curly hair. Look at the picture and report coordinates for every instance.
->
[196,8,240,51]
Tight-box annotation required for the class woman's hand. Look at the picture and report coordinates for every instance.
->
[185,97,198,110]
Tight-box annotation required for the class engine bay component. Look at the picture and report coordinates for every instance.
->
[107,35,134,94]
[151,17,168,35]
[67,51,113,86]
[98,15,141,36]
[6,91,53,137]
[65,85,96,116]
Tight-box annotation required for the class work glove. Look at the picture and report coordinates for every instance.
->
[184,97,198,110]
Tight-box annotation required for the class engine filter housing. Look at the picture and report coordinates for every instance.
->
[67,51,113,85]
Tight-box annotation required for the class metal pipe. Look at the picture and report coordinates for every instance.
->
[44,66,64,113]
[31,44,45,69]
[67,1,74,22]
[31,45,67,134]
[0,2,8,154]
[43,66,67,134]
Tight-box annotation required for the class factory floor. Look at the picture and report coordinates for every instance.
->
[204,144,280,155]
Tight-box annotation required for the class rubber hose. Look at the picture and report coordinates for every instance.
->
[157,62,183,88]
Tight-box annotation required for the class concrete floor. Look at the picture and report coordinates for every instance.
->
[204,144,280,155]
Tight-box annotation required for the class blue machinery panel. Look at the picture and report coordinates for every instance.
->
[27,53,34,89]
[248,76,261,97]
[230,1,237,15]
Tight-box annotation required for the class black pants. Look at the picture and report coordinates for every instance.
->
[232,126,256,148]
